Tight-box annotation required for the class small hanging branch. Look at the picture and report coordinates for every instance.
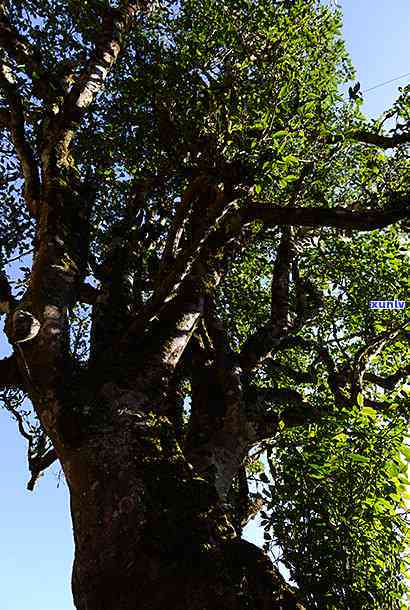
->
[0,388,57,490]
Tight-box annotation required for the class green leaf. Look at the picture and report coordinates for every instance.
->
[271,130,288,139]
[400,444,410,462]
[362,406,377,419]
[350,454,370,464]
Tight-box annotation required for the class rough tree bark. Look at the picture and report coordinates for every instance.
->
[2,276,306,610]
[64,389,303,610]
[0,2,408,609]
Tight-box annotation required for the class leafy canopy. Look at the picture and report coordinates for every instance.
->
[0,1,409,609]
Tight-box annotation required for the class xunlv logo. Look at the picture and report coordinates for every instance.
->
[369,300,406,309]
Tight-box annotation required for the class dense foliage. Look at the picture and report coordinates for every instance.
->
[0,1,409,608]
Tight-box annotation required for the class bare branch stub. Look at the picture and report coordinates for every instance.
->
[0,270,15,313]
[27,448,58,491]
[0,355,23,389]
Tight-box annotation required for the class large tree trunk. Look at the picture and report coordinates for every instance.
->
[1,172,305,608]
[56,384,303,610]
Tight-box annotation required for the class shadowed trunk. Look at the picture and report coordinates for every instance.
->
[55,386,303,610]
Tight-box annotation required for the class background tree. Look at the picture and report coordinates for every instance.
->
[0,1,409,609]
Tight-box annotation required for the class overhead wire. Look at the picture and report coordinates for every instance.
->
[363,71,410,93]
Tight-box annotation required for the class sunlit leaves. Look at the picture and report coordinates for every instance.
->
[262,405,409,609]
[0,1,409,606]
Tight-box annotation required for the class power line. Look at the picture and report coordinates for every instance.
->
[364,71,410,93]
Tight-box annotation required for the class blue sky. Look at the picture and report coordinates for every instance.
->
[1,2,409,608]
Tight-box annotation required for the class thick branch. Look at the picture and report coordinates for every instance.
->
[363,397,391,413]
[265,336,349,407]
[240,202,408,231]
[246,387,325,440]
[364,365,410,390]
[271,228,293,328]
[227,465,264,536]
[90,184,150,362]
[203,297,247,440]
[0,106,10,126]
[0,63,40,216]
[160,178,200,264]
[293,261,323,328]
[151,179,232,310]
[0,6,57,98]
[124,181,237,346]
[184,311,250,498]
[351,329,403,399]
[333,130,410,149]
[78,282,100,305]
[265,359,317,384]
[240,230,295,372]
[55,2,140,146]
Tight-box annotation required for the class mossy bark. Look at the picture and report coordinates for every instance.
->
[58,393,304,610]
